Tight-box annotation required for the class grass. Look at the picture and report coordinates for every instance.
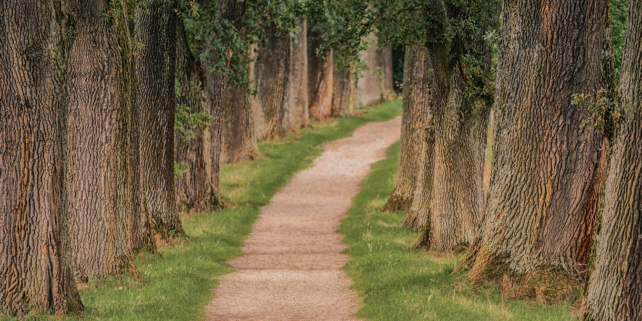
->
[0,100,401,321]
[338,141,580,321]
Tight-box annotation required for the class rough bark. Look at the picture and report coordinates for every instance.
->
[380,44,394,99]
[405,114,435,233]
[462,0,613,281]
[583,2,642,320]
[308,28,334,121]
[355,33,384,107]
[383,46,430,212]
[201,0,247,206]
[67,0,141,280]
[0,0,83,314]
[222,66,260,163]
[287,20,310,129]
[331,52,354,116]
[136,0,184,238]
[175,19,212,212]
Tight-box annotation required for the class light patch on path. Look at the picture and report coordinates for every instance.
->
[207,117,402,321]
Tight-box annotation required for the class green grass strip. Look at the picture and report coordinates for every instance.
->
[338,141,578,321]
[0,99,400,321]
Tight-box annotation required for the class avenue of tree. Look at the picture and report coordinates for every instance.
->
[1,0,641,320]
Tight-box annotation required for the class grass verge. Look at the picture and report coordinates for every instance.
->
[338,141,579,321]
[0,99,400,321]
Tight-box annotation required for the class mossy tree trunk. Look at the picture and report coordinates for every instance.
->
[136,0,184,239]
[308,28,333,121]
[201,0,247,207]
[462,0,613,282]
[0,0,83,314]
[175,19,212,212]
[383,46,430,212]
[583,2,642,320]
[287,20,310,129]
[67,0,142,279]
[253,26,292,140]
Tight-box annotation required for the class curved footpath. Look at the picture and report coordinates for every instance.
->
[207,117,402,320]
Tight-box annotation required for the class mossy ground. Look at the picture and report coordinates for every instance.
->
[338,141,580,320]
[0,100,401,321]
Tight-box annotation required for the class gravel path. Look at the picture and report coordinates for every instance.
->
[206,117,402,321]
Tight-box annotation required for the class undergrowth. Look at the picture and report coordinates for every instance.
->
[338,141,579,321]
[1,100,401,321]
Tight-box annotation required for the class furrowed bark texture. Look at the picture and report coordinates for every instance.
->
[355,33,384,107]
[383,46,430,212]
[253,26,291,139]
[136,0,184,237]
[584,2,642,320]
[0,0,83,314]
[222,71,260,163]
[380,44,394,98]
[201,0,247,206]
[175,19,212,212]
[331,51,354,116]
[287,20,309,129]
[466,0,612,277]
[67,0,141,280]
[308,29,333,121]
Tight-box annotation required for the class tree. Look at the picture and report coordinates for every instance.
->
[331,52,355,116]
[355,33,385,107]
[583,1,642,319]
[460,0,613,290]
[136,0,185,238]
[67,0,142,279]
[287,19,310,129]
[382,46,430,212]
[175,18,213,212]
[0,0,83,314]
[308,25,334,121]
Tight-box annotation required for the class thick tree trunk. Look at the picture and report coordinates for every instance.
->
[222,75,260,163]
[383,46,430,212]
[308,28,334,121]
[380,44,394,98]
[201,0,247,206]
[136,0,184,238]
[253,28,292,139]
[175,19,212,212]
[583,2,642,320]
[462,0,613,284]
[287,20,310,129]
[331,51,354,116]
[67,0,141,280]
[0,0,83,314]
[355,33,384,107]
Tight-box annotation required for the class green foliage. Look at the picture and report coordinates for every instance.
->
[338,141,579,320]
[572,88,624,133]
[7,100,400,321]
[611,0,628,79]
[174,80,212,178]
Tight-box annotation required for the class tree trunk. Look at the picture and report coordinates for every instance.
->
[383,46,430,212]
[253,27,292,139]
[201,0,247,206]
[308,28,334,121]
[462,0,613,284]
[583,2,642,320]
[67,0,141,280]
[405,114,435,232]
[0,0,83,314]
[355,33,384,107]
[331,51,354,116]
[380,44,394,99]
[136,0,184,238]
[175,19,212,212]
[287,20,310,129]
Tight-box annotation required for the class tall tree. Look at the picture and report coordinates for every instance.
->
[67,0,142,279]
[175,18,213,212]
[0,0,83,314]
[383,46,430,212]
[287,20,310,129]
[583,2,642,319]
[136,0,184,238]
[308,26,334,121]
[331,53,355,116]
[355,33,384,107]
[380,44,394,97]
[461,0,613,285]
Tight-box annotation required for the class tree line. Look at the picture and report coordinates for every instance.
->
[306,0,640,319]
[0,0,393,316]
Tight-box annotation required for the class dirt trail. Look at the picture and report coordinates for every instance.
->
[207,117,402,321]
